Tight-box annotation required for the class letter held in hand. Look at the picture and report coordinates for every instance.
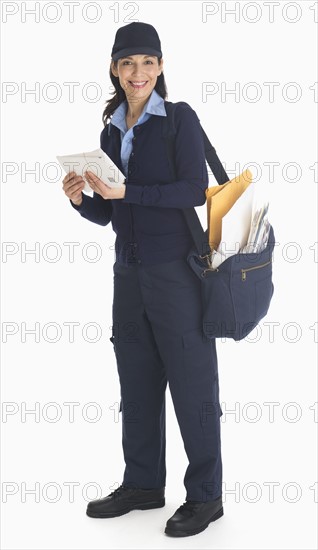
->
[57,148,126,193]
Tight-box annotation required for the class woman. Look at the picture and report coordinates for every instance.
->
[62,21,223,538]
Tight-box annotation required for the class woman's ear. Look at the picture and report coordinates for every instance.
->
[111,61,118,78]
[158,57,164,75]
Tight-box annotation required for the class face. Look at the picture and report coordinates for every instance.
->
[111,54,163,103]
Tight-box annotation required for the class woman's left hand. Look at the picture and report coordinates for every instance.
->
[84,170,126,199]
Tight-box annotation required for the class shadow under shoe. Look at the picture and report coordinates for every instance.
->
[86,484,165,518]
[164,496,223,537]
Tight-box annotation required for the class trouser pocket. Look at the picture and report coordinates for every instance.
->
[182,327,222,436]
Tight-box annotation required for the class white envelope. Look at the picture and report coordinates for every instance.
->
[211,182,255,269]
[57,147,126,193]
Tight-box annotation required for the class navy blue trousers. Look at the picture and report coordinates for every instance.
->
[110,257,223,502]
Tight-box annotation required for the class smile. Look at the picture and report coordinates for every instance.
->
[129,81,148,89]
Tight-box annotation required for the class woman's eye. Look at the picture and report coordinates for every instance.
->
[122,60,153,65]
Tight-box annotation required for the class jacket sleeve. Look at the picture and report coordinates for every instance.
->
[122,104,208,208]
[69,191,112,226]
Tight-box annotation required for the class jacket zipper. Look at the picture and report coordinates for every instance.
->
[128,203,136,258]
[241,259,271,281]
[129,203,134,241]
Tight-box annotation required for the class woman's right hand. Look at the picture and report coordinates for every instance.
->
[62,171,85,206]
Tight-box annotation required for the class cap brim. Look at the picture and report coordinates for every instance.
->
[112,47,162,61]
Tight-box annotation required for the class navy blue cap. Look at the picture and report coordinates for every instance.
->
[111,22,162,62]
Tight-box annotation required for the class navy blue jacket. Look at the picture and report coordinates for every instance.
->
[70,100,209,266]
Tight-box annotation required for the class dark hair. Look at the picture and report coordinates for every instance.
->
[102,56,168,127]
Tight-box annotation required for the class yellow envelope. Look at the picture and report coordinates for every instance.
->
[205,169,253,251]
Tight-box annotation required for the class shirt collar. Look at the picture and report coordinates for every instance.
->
[110,88,166,133]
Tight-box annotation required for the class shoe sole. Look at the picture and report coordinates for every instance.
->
[86,498,165,518]
[164,506,224,537]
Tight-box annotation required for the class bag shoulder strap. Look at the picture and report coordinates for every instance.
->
[162,101,229,255]
[162,101,229,184]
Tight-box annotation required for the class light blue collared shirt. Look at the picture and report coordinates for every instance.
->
[110,88,166,177]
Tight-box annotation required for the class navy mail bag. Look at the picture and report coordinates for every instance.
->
[162,101,275,341]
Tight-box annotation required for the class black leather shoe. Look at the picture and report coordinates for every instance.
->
[86,484,165,518]
[164,496,223,537]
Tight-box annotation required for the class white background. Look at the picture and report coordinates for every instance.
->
[1,1,317,549]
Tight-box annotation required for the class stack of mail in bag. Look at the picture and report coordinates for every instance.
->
[206,168,271,269]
